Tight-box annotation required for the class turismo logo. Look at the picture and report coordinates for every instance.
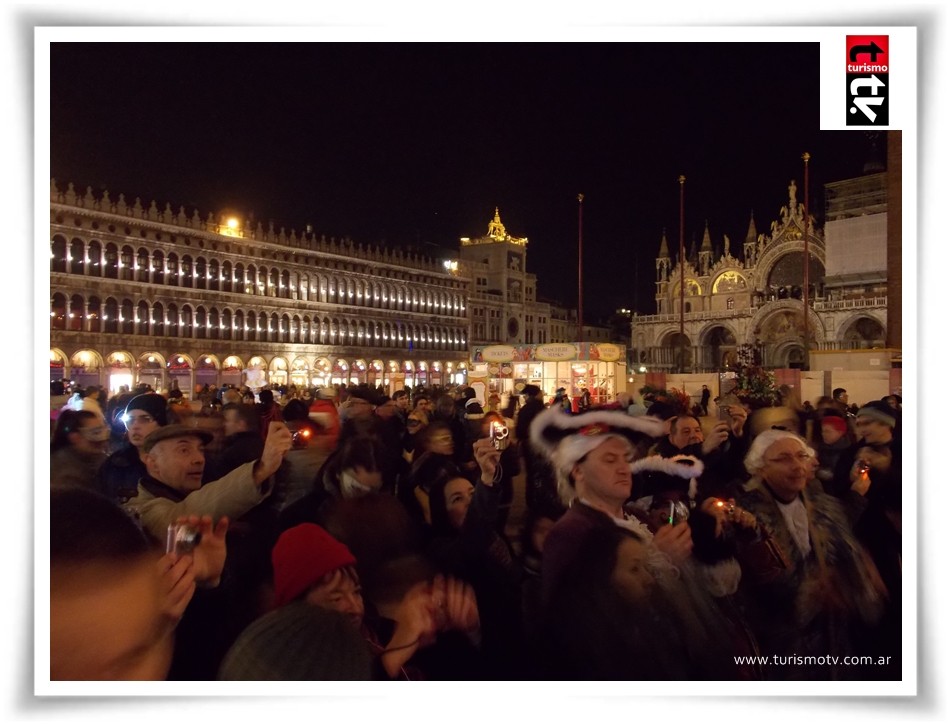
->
[846,35,889,126]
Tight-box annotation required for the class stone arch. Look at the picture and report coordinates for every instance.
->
[195,257,208,289]
[208,258,220,291]
[135,247,150,282]
[180,254,193,287]
[180,304,194,337]
[166,303,179,336]
[208,307,221,340]
[748,300,825,345]
[151,301,165,336]
[698,323,738,370]
[221,308,233,341]
[838,314,886,349]
[152,249,165,285]
[221,260,233,293]
[87,239,103,277]
[755,243,826,294]
[136,299,150,336]
[50,235,67,273]
[104,242,119,279]
[119,245,134,281]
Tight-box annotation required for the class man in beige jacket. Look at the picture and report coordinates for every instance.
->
[127,421,293,541]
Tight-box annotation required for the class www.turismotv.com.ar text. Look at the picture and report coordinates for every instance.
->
[735,655,893,667]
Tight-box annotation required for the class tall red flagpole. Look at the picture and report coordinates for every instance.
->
[802,153,810,370]
[577,193,584,344]
[678,175,686,372]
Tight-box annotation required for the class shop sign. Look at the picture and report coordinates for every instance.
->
[535,343,577,361]
[478,345,517,363]
[594,343,622,362]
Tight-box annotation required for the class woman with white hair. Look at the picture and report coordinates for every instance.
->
[734,429,887,680]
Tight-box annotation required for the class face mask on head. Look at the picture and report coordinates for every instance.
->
[340,469,373,498]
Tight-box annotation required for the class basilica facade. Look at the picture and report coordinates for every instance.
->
[631,174,889,372]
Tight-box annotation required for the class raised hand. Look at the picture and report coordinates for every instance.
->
[652,520,693,563]
[432,574,480,634]
[172,514,229,586]
[254,421,293,484]
[157,551,195,623]
[472,437,501,486]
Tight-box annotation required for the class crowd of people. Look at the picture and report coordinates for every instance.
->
[49,378,902,681]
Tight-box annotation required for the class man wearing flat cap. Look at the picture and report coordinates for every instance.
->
[127,420,293,542]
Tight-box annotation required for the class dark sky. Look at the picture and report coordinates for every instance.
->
[49,42,879,319]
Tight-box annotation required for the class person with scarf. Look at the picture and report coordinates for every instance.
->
[733,429,887,680]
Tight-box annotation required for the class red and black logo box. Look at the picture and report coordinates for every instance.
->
[846,35,889,126]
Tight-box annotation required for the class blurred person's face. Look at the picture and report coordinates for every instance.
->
[611,536,656,603]
[444,477,475,530]
[375,400,397,420]
[394,395,410,412]
[669,417,703,449]
[124,410,160,449]
[855,416,892,445]
[428,429,454,456]
[821,422,846,445]
[74,418,109,455]
[51,558,173,680]
[572,437,634,509]
[222,408,246,437]
[305,569,365,629]
[341,397,374,420]
[144,437,206,493]
[760,438,811,502]
[407,412,427,435]
[340,466,383,497]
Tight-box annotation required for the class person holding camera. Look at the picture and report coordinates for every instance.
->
[126,420,293,542]
[51,486,228,680]
[415,437,525,678]
[647,408,751,503]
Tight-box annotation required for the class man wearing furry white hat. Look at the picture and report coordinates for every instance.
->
[529,406,694,602]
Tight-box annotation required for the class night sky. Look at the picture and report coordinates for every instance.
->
[49,42,879,319]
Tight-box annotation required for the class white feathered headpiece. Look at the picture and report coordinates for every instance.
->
[630,453,705,502]
[529,406,666,477]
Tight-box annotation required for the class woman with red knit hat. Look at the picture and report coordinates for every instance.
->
[269,523,479,679]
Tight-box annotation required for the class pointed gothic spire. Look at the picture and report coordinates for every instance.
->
[700,220,713,251]
[658,228,670,258]
[745,211,757,242]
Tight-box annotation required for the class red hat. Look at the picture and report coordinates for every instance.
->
[820,415,849,435]
[271,524,357,608]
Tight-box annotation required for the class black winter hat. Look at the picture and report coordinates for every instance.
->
[124,393,168,426]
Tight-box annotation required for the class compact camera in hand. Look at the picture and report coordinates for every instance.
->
[291,427,312,449]
[489,420,509,451]
[166,523,202,556]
